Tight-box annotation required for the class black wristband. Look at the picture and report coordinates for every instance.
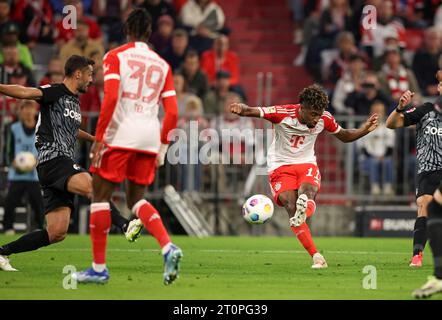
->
[395,107,405,113]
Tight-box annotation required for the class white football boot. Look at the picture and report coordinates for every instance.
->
[289,194,308,227]
[0,255,18,271]
[125,218,144,242]
[312,252,328,269]
[413,276,442,299]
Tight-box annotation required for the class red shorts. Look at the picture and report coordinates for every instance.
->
[90,147,157,185]
[269,163,321,206]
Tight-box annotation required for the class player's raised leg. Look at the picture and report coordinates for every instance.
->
[410,195,431,267]
[127,181,182,285]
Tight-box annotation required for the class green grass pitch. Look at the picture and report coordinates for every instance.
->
[0,234,439,300]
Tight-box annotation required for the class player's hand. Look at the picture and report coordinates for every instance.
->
[89,141,104,168]
[398,90,415,109]
[363,113,379,132]
[230,103,245,116]
[156,143,169,168]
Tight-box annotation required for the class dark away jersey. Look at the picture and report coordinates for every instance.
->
[35,83,81,165]
[403,102,442,174]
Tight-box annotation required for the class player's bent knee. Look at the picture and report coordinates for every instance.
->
[47,229,67,243]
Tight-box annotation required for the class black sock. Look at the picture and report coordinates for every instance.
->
[110,202,129,233]
[0,230,50,256]
[427,199,442,279]
[413,216,427,256]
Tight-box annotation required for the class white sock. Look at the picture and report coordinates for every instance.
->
[92,262,106,273]
[161,242,173,255]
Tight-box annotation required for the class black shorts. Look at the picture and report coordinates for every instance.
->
[416,170,442,198]
[36,156,87,214]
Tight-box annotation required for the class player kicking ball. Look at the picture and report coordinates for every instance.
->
[72,8,182,285]
[0,55,139,272]
[230,85,378,268]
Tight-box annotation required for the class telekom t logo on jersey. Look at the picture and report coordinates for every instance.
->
[290,135,305,149]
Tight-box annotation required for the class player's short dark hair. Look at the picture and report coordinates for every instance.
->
[124,7,152,41]
[299,84,329,112]
[64,55,95,77]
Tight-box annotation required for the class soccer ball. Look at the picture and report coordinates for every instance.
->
[242,194,274,224]
[14,151,37,173]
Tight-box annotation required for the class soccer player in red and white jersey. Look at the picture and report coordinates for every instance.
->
[231,85,379,268]
[73,8,182,285]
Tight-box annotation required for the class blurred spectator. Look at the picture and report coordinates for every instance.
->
[0,45,35,86]
[180,0,225,53]
[378,47,421,103]
[371,33,402,71]
[290,0,305,44]
[10,0,54,46]
[200,34,240,87]
[176,95,209,191]
[162,28,190,71]
[332,54,366,114]
[39,57,64,86]
[0,22,33,69]
[345,71,393,115]
[305,0,355,82]
[412,27,442,96]
[150,14,174,55]
[357,101,395,196]
[177,50,209,99]
[140,0,176,32]
[59,20,105,67]
[173,72,196,115]
[48,71,64,84]
[3,100,43,234]
[360,0,406,59]
[88,49,103,67]
[211,92,254,166]
[329,31,359,83]
[318,0,355,47]
[92,0,132,47]
[203,70,231,116]
[54,0,102,46]
[0,0,11,35]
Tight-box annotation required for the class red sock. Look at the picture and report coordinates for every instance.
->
[306,199,316,218]
[133,199,171,248]
[90,202,111,265]
[291,222,317,256]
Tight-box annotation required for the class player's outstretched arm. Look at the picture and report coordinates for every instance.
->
[334,113,379,143]
[77,129,95,143]
[0,84,42,100]
[230,103,261,118]
[386,90,414,129]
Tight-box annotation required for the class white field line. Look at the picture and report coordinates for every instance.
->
[38,248,410,255]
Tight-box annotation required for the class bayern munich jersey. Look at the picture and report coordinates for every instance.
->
[259,104,341,172]
[99,41,176,153]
